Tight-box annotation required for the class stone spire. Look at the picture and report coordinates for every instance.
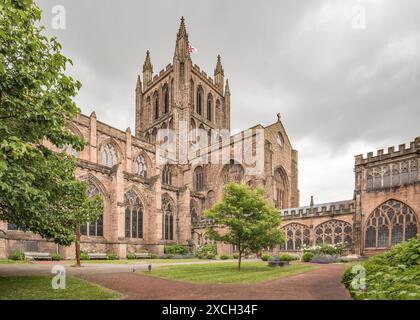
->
[174,16,190,61]
[142,50,153,88]
[136,75,142,91]
[225,79,230,95]
[310,195,314,207]
[214,54,224,91]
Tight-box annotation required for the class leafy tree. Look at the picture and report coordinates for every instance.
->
[0,0,102,266]
[204,182,285,270]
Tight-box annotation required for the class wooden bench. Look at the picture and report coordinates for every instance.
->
[134,252,151,259]
[24,252,52,261]
[268,258,289,267]
[87,253,108,260]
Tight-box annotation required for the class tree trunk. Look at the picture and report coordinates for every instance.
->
[75,224,81,267]
[238,248,242,271]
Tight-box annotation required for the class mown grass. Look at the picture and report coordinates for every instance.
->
[0,259,30,264]
[79,258,202,264]
[142,261,318,284]
[0,276,122,300]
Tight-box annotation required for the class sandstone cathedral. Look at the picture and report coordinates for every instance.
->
[0,18,418,259]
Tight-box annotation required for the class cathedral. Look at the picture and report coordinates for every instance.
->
[0,18,418,259]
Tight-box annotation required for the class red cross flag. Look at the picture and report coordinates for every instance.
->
[188,44,198,54]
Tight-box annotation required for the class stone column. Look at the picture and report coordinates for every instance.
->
[177,187,191,244]
[109,163,126,258]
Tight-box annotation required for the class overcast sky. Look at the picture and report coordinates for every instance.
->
[38,0,420,206]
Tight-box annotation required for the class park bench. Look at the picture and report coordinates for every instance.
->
[134,252,151,259]
[87,253,108,260]
[24,252,52,261]
[268,257,289,267]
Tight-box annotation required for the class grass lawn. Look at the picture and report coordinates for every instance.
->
[0,276,122,300]
[79,258,202,264]
[142,261,318,284]
[0,259,30,264]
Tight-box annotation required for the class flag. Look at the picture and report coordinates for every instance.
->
[188,44,198,54]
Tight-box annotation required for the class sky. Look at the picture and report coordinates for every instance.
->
[37,0,420,206]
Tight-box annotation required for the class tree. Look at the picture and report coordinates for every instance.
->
[204,182,285,270]
[0,0,102,265]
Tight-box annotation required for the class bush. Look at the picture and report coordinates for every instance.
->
[80,252,90,260]
[302,243,344,256]
[150,253,158,259]
[127,253,136,260]
[310,254,341,264]
[196,244,217,259]
[302,252,314,262]
[164,245,187,255]
[261,253,272,261]
[342,236,420,300]
[107,253,118,260]
[9,250,24,261]
[206,253,216,259]
[51,253,61,261]
[220,254,229,260]
[232,253,239,259]
[279,254,294,262]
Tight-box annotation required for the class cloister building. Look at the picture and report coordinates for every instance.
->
[0,18,418,259]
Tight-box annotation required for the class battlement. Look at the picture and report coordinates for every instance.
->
[355,137,420,165]
[145,64,173,93]
[282,199,355,219]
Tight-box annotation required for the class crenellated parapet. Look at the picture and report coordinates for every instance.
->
[355,137,420,165]
[282,199,355,219]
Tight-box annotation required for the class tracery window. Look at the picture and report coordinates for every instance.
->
[207,94,213,122]
[101,143,117,167]
[80,182,104,237]
[124,191,143,239]
[392,164,400,187]
[154,91,159,120]
[366,169,373,191]
[162,165,172,185]
[135,155,147,177]
[282,223,311,251]
[410,159,418,183]
[196,86,203,115]
[383,165,390,188]
[365,199,418,248]
[193,166,204,191]
[162,195,175,240]
[314,220,353,248]
[274,168,288,209]
[163,85,169,114]
[221,160,245,184]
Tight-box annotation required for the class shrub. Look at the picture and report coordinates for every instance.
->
[261,253,272,261]
[206,253,216,259]
[164,245,187,255]
[232,253,239,259]
[127,253,136,260]
[310,254,341,264]
[196,244,217,259]
[107,253,118,260]
[302,252,314,262]
[9,250,24,261]
[342,236,420,300]
[220,254,229,260]
[80,252,90,260]
[302,243,344,256]
[150,253,158,259]
[279,254,294,262]
[51,253,61,261]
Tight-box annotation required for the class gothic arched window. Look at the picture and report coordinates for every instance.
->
[153,91,159,120]
[282,223,311,251]
[196,86,203,115]
[274,168,288,209]
[207,94,213,122]
[162,165,172,185]
[314,220,353,248]
[401,161,409,185]
[194,166,204,191]
[135,155,147,177]
[410,159,418,183]
[101,143,117,167]
[124,191,143,239]
[221,160,244,184]
[366,169,373,191]
[80,181,104,237]
[163,84,169,114]
[162,195,174,240]
[364,199,418,248]
[392,164,400,187]
[383,165,390,188]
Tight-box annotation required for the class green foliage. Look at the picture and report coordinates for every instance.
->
[126,253,136,260]
[9,250,24,261]
[220,254,230,260]
[279,254,294,262]
[302,252,314,262]
[342,236,420,300]
[150,253,158,259]
[302,243,344,256]
[79,252,89,260]
[232,253,239,259]
[196,244,217,259]
[51,253,61,261]
[261,253,272,261]
[0,0,102,245]
[107,253,118,260]
[204,182,284,269]
[164,245,187,255]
